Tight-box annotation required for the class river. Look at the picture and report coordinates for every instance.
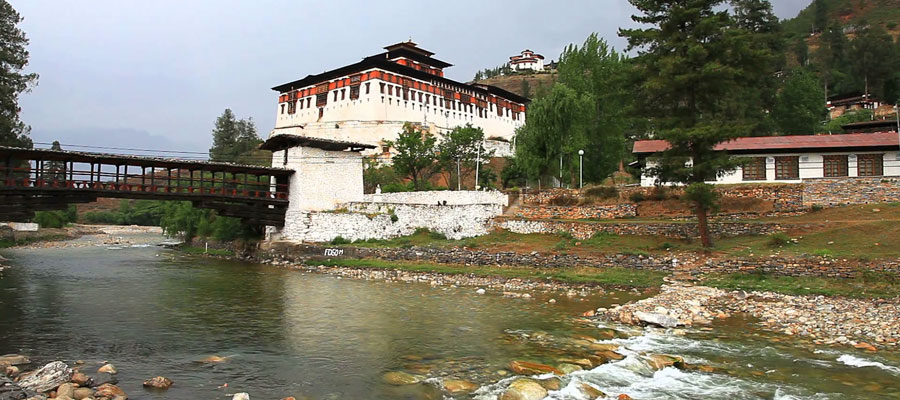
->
[1,231,899,399]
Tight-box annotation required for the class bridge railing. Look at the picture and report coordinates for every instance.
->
[0,165,290,201]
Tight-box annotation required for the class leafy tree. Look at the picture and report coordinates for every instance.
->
[520,79,532,99]
[772,69,827,135]
[0,0,38,148]
[500,157,527,188]
[208,109,268,165]
[436,124,493,190]
[43,141,66,182]
[620,0,779,247]
[820,109,873,134]
[160,201,209,240]
[384,123,438,191]
[813,0,828,33]
[847,25,897,100]
[33,205,77,228]
[362,156,401,194]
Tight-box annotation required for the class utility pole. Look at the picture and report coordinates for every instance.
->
[474,141,482,190]
[578,149,584,189]
[456,157,461,191]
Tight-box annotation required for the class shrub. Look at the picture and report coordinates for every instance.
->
[389,213,399,223]
[768,232,791,247]
[809,204,824,212]
[658,242,674,250]
[330,236,351,245]
[649,186,671,201]
[628,192,646,202]
[812,248,834,257]
[549,195,579,206]
[583,185,618,200]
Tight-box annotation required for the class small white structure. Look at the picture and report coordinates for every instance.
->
[509,49,545,72]
[633,131,900,186]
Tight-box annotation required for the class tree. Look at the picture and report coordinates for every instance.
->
[208,109,267,165]
[520,79,532,99]
[792,37,809,66]
[811,24,851,98]
[0,0,39,148]
[620,0,779,247]
[43,141,67,182]
[436,124,493,190]
[772,69,827,135]
[847,25,896,100]
[384,123,438,191]
[814,0,828,33]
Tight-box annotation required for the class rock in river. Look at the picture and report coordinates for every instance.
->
[142,376,173,390]
[232,393,250,400]
[500,378,548,400]
[72,387,94,400]
[508,361,562,375]
[634,311,679,328]
[381,371,422,385]
[17,361,73,393]
[97,364,117,375]
[442,379,478,394]
[56,383,76,398]
[70,372,91,387]
[94,383,126,399]
[0,355,30,367]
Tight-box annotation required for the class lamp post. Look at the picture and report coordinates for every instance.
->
[578,149,584,189]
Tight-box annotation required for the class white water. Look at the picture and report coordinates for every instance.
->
[836,354,900,376]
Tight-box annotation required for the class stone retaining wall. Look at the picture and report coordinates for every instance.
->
[263,244,900,279]
[514,204,637,220]
[803,177,900,207]
[362,190,508,206]
[492,218,805,240]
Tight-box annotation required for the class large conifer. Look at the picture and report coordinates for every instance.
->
[0,0,39,148]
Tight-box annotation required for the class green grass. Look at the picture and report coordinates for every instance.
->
[0,234,71,248]
[312,258,669,287]
[703,270,900,299]
[180,246,234,257]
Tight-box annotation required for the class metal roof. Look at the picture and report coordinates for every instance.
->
[633,131,900,155]
[260,134,375,152]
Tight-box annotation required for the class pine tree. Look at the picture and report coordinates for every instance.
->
[0,0,39,148]
[620,0,779,247]
[208,109,265,164]
[44,141,66,182]
[772,69,827,135]
[814,0,828,33]
[520,79,532,99]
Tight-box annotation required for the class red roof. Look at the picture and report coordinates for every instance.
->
[633,131,900,154]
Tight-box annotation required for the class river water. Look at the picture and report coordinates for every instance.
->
[1,232,899,399]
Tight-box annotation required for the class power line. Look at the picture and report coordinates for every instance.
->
[32,141,209,155]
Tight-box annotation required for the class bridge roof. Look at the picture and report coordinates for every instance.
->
[260,134,376,152]
[0,146,293,177]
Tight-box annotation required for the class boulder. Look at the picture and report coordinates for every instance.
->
[17,361,73,393]
[508,361,562,375]
[556,363,582,374]
[1,375,35,400]
[645,354,685,370]
[56,383,76,399]
[4,366,19,378]
[536,377,561,391]
[381,371,421,385]
[70,373,91,387]
[54,396,74,400]
[0,355,30,367]
[558,358,594,369]
[200,356,227,363]
[634,311,679,328]
[72,387,94,400]
[142,377,173,390]
[594,350,625,362]
[232,393,249,400]
[88,373,117,387]
[579,382,606,399]
[96,364,116,375]
[499,378,548,400]
[441,379,478,394]
[93,383,126,399]
[617,395,634,400]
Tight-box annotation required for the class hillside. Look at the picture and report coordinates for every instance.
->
[474,73,557,99]
[782,0,900,39]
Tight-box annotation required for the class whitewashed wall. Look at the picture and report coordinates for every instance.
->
[278,203,503,242]
[272,146,364,212]
[362,190,508,206]
[641,150,900,187]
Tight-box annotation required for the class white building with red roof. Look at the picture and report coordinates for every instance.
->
[509,49,545,72]
[632,132,900,186]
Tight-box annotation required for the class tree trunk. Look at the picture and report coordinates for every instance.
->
[696,201,712,248]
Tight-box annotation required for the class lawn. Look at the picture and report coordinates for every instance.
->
[703,270,900,299]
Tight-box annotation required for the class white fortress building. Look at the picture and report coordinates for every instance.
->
[509,49,545,72]
[270,41,528,157]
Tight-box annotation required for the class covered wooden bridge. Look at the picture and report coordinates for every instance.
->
[0,146,293,226]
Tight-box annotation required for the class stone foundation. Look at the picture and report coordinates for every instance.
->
[514,204,637,220]
[803,177,900,207]
[492,218,806,240]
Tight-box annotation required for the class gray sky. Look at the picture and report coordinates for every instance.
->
[13,0,812,156]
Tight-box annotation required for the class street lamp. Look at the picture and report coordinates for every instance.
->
[578,149,584,189]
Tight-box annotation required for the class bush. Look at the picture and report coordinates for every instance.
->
[330,236,351,245]
[649,186,671,201]
[33,205,78,228]
[628,192,646,202]
[809,204,824,212]
[583,185,618,200]
[768,232,791,247]
[549,195,580,206]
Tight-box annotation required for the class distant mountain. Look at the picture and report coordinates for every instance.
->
[782,0,900,39]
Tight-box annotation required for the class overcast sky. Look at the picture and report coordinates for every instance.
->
[13,0,812,156]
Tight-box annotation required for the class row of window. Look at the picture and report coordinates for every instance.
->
[742,154,885,181]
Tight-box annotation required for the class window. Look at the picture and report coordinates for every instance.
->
[380,82,385,94]
[299,98,304,110]
[333,91,338,101]
[306,98,311,108]
[287,101,296,114]
[775,156,799,180]
[316,93,327,107]
[388,86,393,96]
[742,157,766,181]
[350,85,360,100]
[341,89,345,100]
[857,154,883,176]
[823,155,848,177]
[365,82,371,94]
[280,104,285,114]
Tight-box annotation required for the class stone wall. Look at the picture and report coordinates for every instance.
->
[362,190,508,206]
[514,204,637,220]
[263,243,900,279]
[803,177,900,207]
[278,202,504,243]
[493,218,804,240]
